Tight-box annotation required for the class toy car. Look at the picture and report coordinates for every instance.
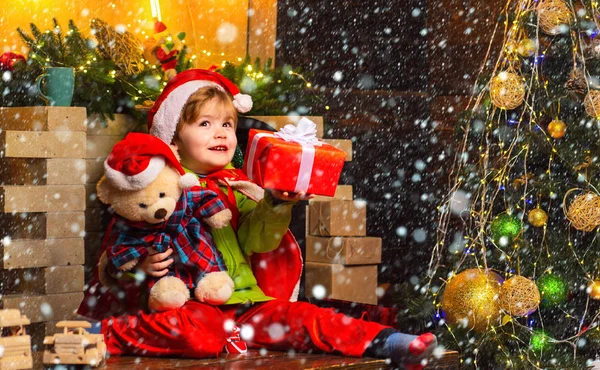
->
[42,321,106,367]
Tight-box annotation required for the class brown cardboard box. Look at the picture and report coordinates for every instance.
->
[306,236,381,265]
[1,130,86,158]
[310,185,353,203]
[1,265,84,294]
[304,262,378,305]
[0,106,87,132]
[1,238,84,269]
[308,200,367,236]
[0,185,85,213]
[322,139,353,161]
[247,116,324,137]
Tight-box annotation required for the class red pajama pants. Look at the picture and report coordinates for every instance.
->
[102,299,389,358]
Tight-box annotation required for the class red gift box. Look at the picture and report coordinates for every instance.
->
[243,120,346,196]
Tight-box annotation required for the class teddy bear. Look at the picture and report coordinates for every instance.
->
[95,132,235,312]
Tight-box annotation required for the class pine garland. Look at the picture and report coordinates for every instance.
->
[1,19,323,126]
[1,18,163,126]
[218,56,324,115]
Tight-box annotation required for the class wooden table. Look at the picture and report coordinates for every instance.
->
[34,350,459,369]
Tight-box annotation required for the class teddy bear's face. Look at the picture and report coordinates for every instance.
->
[97,166,183,224]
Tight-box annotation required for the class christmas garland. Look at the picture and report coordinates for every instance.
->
[0,18,322,126]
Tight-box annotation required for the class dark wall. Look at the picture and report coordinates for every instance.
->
[274,0,503,284]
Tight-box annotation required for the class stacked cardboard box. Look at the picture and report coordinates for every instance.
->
[0,107,87,346]
[84,114,139,282]
[301,125,380,305]
[305,199,382,305]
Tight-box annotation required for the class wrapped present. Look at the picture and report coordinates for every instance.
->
[308,200,367,236]
[304,262,378,305]
[243,118,346,196]
[306,236,381,265]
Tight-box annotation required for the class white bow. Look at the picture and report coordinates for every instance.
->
[274,117,322,146]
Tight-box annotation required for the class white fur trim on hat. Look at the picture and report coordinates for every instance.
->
[150,80,224,144]
[104,156,165,191]
[233,93,253,113]
[179,173,200,188]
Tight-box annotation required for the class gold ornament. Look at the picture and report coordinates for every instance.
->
[490,71,526,110]
[584,90,600,119]
[440,269,503,331]
[547,119,567,139]
[588,281,600,300]
[517,39,537,57]
[499,276,541,317]
[91,18,145,75]
[537,0,573,35]
[528,208,548,227]
[564,190,600,232]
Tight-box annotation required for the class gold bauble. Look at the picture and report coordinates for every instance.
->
[517,39,537,57]
[584,90,600,119]
[537,0,573,35]
[499,276,541,317]
[490,71,526,110]
[588,281,600,300]
[440,269,503,331]
[528,208,548,227]
[548,119,567,139]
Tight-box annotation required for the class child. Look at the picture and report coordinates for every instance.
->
[78,69,437,369]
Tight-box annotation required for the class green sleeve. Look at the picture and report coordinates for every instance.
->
[237,190,295,256]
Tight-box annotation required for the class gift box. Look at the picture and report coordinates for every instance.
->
[308,200,367,236]
[243,118,346,196]
[304,262,378,305]
[306,236,381,265]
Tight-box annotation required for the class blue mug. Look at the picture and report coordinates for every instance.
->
[36,67,75,106]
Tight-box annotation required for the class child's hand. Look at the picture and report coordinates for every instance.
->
[268,189,315,202]
[137,247,174,277]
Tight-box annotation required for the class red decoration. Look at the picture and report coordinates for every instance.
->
[0,52,26,71]
[243,128,346,197]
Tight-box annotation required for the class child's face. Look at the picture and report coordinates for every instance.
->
[173,98,237,175]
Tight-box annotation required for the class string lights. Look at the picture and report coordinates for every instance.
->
[429,0,600,366]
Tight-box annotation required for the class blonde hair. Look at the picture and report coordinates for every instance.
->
[175,86,238,136]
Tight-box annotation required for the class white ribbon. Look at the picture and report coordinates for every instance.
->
[274,117,322,147]
[247,117,322,193]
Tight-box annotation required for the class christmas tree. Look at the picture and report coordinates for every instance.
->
[430,0,600,368]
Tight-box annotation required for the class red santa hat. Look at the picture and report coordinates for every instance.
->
[148,68,253,144]
[104,132,199,191]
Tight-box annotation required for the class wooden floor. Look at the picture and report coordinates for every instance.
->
[34,350,459,369]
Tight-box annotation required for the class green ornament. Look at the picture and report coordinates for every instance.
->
[530,330,551,352]
[490,213,522,246]
[537,274,568,307]
[232,146,244,169]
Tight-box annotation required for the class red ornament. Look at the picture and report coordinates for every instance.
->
[0,52,26,71]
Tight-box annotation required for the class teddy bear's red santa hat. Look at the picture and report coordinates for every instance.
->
[147,68,253,144]
[104,132,198,191]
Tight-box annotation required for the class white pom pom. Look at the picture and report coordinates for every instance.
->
[180,173,199,188]
[233,93,253,113]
